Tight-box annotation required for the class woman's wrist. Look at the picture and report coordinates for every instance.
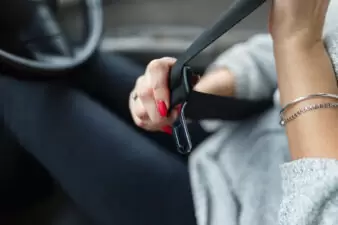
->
[273,39,324,61]
[274,40,337,104]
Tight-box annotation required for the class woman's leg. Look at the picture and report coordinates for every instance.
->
[70,53,210,151]
[0,121,53,215]
[71,53,141,121]
[1,76,196,225]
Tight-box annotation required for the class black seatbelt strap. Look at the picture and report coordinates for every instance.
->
[168,0,270,154]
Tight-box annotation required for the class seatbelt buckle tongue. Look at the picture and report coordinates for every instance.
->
[169,66,194,111]
[173,102,193,154]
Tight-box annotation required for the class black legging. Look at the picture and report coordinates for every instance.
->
[1,53,208,225]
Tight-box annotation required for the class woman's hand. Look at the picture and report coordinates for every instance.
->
[129,57,179,134]
[129,58,236,134]
[269,0,329,50]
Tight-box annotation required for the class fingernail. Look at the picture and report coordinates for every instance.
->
[162,126,172,135]
[157,100,168,117]
[177,104,182,114]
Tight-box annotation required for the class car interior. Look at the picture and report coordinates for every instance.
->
[0,0,268,224]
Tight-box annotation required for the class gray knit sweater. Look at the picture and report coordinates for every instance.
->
[189,1,338,225]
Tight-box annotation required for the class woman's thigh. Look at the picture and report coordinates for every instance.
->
[1,76,196,225]
[71,53,142,120]
[0,121,53,214]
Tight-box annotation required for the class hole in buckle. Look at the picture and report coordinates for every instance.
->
[172,102,192,155]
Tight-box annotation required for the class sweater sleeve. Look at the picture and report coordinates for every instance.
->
[207,33,277,100]
[279,159,338,225]
[200,34,277,132]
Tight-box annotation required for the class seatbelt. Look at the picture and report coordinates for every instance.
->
[168,0,272,154]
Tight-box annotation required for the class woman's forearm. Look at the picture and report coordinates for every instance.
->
[193,68,236,97]
[275,42,338,160]
[194,34,277,100]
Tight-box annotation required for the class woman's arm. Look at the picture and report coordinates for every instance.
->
[277,32,338,225]
[277,35,338,225]
[195,34,277,131]
[194,34,277,100]
[276,42,338,159]
[272,0,338,160]
[272,0,338,224]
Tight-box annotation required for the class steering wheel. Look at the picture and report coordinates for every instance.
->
[0,0,103,73]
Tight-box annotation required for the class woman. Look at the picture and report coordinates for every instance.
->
[129,0,338,224]
[2,1,337,225]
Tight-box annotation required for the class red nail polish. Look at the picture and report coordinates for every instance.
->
[162,126,172,135]
[157,100,167,117]
[177,104,182,114]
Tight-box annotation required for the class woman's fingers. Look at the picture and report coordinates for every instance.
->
[130,89,147,127]
[140,57,176,122]
[130,88,178,132]
[146,57,176,112]
[133,95,149,121]
[129,57,179,132]
[133,75,167,128]
[138,85,162,123]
